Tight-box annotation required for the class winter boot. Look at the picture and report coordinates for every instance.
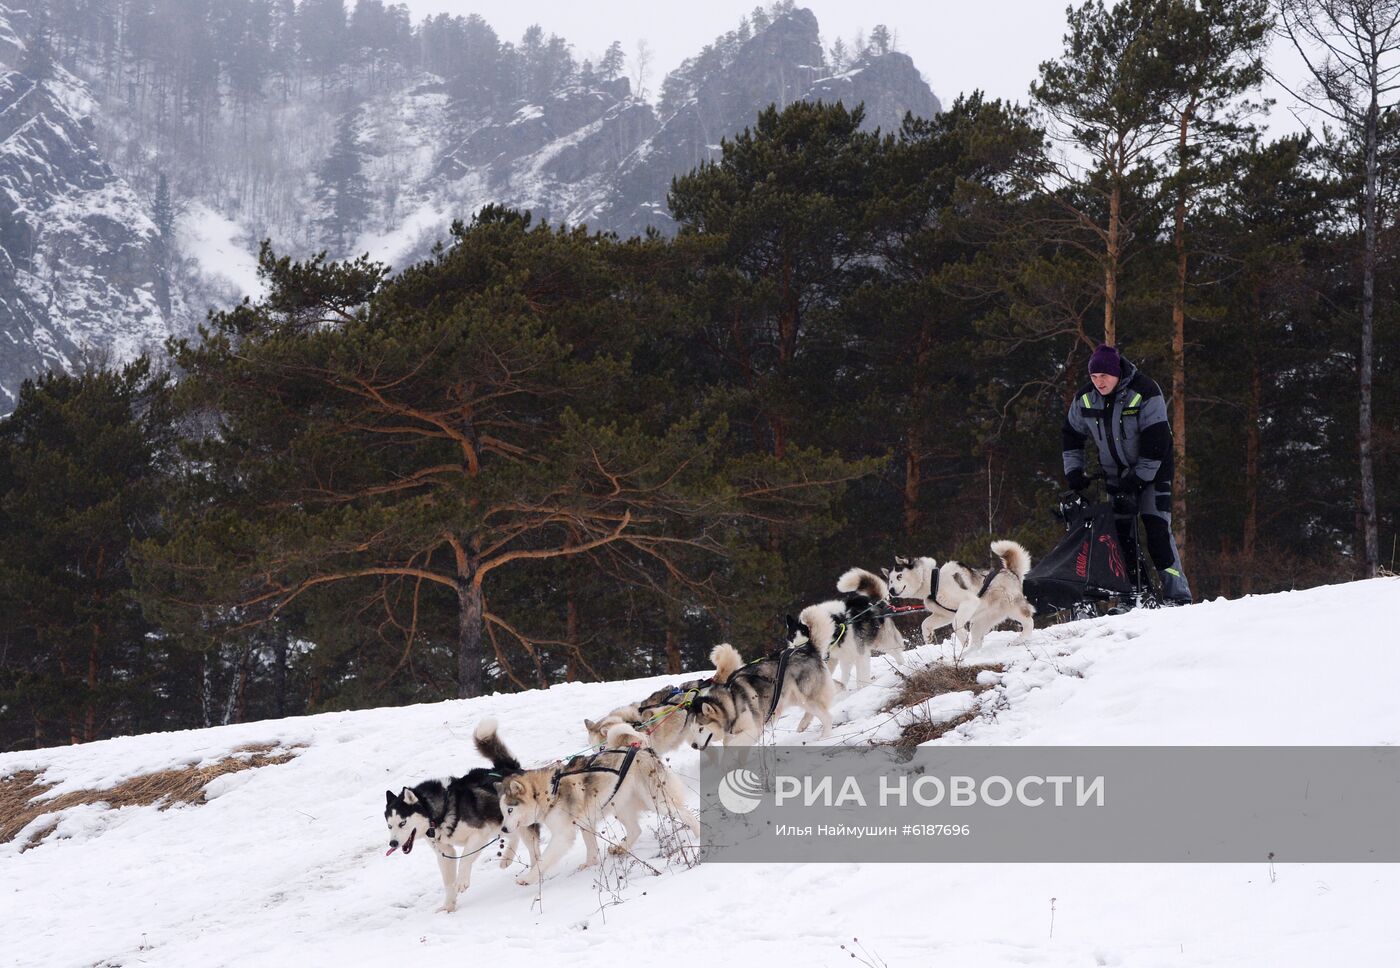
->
[1159,567,1192,605]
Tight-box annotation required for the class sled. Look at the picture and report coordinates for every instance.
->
[1023,488,1161,619]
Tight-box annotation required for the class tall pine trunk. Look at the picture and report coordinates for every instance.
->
[1105,179,1121,345]
[903,317,934,538]
[1243,301,1261,596]
[1171,105,1195,578]
[1360,91,1379,576]
[457,576,484,699]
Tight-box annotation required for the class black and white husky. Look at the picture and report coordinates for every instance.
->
[384,717,536,913]
[886,541,1035,654]
[684,642,835,748]
[787,568,906,690]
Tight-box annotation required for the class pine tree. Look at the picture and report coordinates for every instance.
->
[829,37,849,72]
[1155,0,1270,580]
[139,218,856,700]
[315,107,369,254]
[869,24,892,56]
[667,100,886,574]
[1031,0,1182,345]
[0,360,177,750]
[599,40,626,82]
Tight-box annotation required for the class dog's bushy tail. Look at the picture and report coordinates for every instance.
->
[836,567,889,601]
[604,721,646,748]
[473,717,521,773]
[710,643,744,684]
[990,539,1032,579]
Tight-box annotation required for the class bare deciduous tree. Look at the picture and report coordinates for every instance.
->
[1274,0,1400,576]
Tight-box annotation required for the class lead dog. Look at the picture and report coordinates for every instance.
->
[788,567,907,690]
[499,722,699,885]
[886,540,1035,653]
[384,717,537,912]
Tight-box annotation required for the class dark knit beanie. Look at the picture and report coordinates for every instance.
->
[1088,343,1121,377]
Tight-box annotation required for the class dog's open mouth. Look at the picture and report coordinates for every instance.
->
[387,827,416,856]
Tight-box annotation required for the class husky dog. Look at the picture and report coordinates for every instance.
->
[499,722,700,885]
[886,540,1036,653]
[685,642,835,749]
[583,676,711,754]
[788,567,907,690]
[384,717,536,912]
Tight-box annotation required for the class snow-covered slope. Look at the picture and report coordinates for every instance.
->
[5,578,1397,968]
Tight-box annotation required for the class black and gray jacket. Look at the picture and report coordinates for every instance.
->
[1061,358,1173,486]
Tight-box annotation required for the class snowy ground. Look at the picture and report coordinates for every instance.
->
[3,578,1399,967]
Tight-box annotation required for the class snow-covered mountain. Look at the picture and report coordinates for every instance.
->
[0,6,172,411]
[0,5,938,411]
[4,578,1398,966]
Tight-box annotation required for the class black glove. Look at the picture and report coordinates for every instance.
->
[1110,474,1143,514]
[1112,491,1139,515]
[1065,468,1089,492]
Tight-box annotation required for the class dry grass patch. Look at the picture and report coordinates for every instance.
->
[1,742,302,850]
[880,662,1003,715]
[879,662,1004,750]
[891,709,981,748]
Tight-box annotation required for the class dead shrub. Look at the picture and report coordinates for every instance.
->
[879,662,1004,750]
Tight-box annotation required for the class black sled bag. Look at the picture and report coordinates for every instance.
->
[1023,502,1134,612]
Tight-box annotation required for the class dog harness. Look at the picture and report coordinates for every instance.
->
[824,599,927,663]
[763,646,797,722]
[924,568,961,614]
[633,684,707,734]
[975,555,1004,598]
[549,744,651,809]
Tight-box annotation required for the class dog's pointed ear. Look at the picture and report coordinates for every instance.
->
[583,718,598,734]
[386,789,397,805]
[505,777,525,798]
[785,613,802,636]
[401,787,418,805]
[895,555,909,567]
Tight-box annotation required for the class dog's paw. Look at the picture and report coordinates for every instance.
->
[515,874,535,887]
[437,900,457,914]
[608,844,628,856]
[498,856,512,869]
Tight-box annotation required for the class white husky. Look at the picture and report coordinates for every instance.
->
[886,541,1035,654]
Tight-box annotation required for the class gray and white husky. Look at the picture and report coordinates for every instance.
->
[684,642,835,749]
[788,567,907,690]
[886,540,1035,654]
[384,717,536,912]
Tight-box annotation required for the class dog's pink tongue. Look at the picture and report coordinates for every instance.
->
[385,844,397,856]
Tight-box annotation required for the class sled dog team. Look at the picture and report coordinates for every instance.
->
[385,542,1034,912]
